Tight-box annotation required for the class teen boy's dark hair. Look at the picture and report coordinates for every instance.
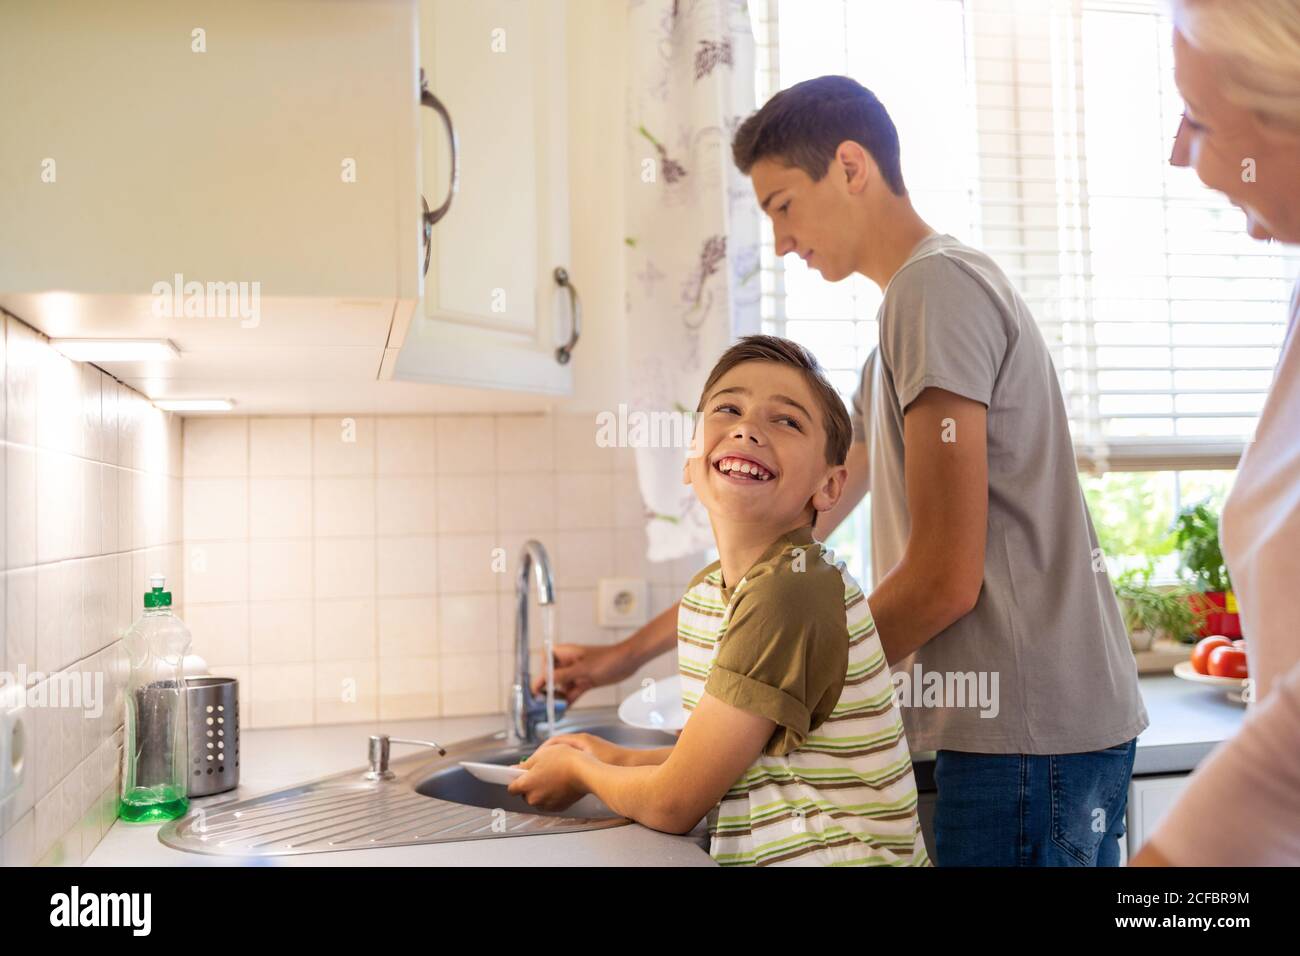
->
[697,334,852,468]
[731,75,907,196]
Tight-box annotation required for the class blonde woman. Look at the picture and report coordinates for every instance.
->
[1133,0,1300,866]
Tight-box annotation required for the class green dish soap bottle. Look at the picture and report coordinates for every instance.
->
[119,574,192,823]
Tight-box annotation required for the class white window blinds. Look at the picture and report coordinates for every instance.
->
[751,0,1300,471]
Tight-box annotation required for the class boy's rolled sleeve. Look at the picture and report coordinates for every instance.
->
[704,666,812,750]
[703,571,849,756]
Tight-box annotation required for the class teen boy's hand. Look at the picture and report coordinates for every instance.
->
[508,744,594,812]
[530,603,681,703]
[532,643,633,704]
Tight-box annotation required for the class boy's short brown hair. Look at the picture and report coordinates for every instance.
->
[732,74,907,196]
[696,334,852,467]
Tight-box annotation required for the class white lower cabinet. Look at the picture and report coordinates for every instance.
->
[917,790,937,862]
[1125,774,1190,859]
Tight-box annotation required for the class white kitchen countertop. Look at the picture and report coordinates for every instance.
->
[1128,673,1247,774]
[85,675,1244,866]
[85,709,714,867]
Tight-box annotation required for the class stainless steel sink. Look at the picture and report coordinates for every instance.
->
[417,720,672,818]
[158,709,676,857]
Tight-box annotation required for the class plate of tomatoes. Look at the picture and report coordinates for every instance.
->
[1174,635,1249,702]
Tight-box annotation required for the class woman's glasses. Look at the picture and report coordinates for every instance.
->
[1170,111,1192,167]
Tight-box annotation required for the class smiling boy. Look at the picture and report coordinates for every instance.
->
[509,336,929,866]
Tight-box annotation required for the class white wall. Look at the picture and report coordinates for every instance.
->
[1,313,184,866]
[182,413,701,730]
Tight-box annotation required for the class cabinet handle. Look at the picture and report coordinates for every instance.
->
[554,267,582,365]
[420,68,459,277]
[421,195,433,279]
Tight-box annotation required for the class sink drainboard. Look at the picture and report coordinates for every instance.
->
[158,711,676,857]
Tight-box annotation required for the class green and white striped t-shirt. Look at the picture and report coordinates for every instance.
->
[678,526,930,867]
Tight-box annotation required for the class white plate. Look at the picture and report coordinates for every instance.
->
[1173,660,1246,688]
[460,760,525,785]
[618,675,687,732]
[1173,660,1248,705]
[460,759,619,818]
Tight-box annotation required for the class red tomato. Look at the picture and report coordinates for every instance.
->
[1192,636,1233,675]
[1207,645,1248,679]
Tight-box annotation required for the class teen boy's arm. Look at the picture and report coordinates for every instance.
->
[535,603,680,704]
[866,387,988,663]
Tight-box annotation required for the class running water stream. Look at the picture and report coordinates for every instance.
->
[543,604,557,735]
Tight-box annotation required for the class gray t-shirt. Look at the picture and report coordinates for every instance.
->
[851,233,1149,755]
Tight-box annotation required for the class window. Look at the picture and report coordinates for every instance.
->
[751,0,1298,464]
[1081,468,1234,581]
[749,0,1298,582]
[751,0,979,404]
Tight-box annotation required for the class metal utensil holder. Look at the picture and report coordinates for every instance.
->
[185,676,240,797]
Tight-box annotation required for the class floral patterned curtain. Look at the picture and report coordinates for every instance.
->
[625,0,761,562]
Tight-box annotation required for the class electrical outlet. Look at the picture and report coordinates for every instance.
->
[0,679,28,802]
[597,578,649,628]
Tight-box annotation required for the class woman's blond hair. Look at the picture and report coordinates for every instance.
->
[1172,0,1300,133]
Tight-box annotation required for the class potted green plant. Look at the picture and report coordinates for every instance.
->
[1172,503,1240,637]
[1113,567,1207,650]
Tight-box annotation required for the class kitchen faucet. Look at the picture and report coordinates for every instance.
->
[508,540,565,744]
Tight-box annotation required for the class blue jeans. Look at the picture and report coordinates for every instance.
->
[932,739,1137,866]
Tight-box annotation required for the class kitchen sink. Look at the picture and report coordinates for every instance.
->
[158,709,677,857]
[415,721,671,819]
[415,765,607,818]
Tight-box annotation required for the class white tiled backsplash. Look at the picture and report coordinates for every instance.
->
[183,414,704,730]
[1,314,184,866]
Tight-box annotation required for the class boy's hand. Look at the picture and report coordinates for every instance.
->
[537,732,624,765]
[507,745,594,812]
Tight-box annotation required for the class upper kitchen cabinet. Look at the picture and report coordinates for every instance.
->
[0,0,422,356]
[386,0,576,395]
